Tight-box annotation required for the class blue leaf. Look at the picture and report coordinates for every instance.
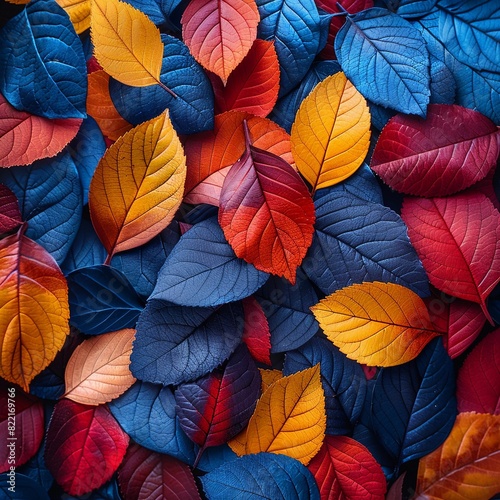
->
[196,444,238,472]
[284,336,366,435]
[335,8,430,116]
[0,473,50,500]
[395,0,436,18]
[151,217,269,307]
[256,0,323,97]
[17,438,53,492]
[67,265,144,335]
[108,380,196,464]
[60,479,122,500]
[109,34,213,134]
[255,273,318,353]
[201,453,320,500]
[122,0,167,25]
[303,192,430,297]
[371,338,456,468]
[160,0,188,32]
[0,0,86,118]
[367,101,397,130]
[131,299,244,385]
[0,152,82,264]
[428,54,456,104]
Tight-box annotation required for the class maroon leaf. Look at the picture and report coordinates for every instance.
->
[242,297,271,365]
[0,184,22,234]
[386,472,406,500]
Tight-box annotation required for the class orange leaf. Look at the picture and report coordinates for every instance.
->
[415,412,500,500]
[312,281,439,367]
[0,230,69,391]
[64,329,136,405]
[182,0,259,83]
[259,368,283,392]
[89,110,186,262]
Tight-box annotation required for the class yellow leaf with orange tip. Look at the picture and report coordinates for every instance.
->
[89,110,186,262]
[312,281,439,367]
[415,412,500,500]
[64,329,136,406]
[56,0,90,34]
[0,231,69,392]
[291,72,371,194]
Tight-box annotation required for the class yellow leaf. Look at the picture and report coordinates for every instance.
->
[312,282,439,367]
[227,429,247,456]
[291,72,371,193]
[64,329,136,405]
[259,368,283,392]
[89,110,186,261]
[56,0,90,34]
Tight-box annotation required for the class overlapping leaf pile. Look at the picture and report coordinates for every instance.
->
[0,0,500,498]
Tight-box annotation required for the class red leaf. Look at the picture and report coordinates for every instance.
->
[371,104,500,197]
[45,399,129,496]
[242,297,271,365]
[219,123,315,283]
[118,442,201,500]
[385,472,406,500]
[307,435,386,500]
[457,329,500,415]
[0,94,82,167]
[0,184,22,234]
[401,192,500,321]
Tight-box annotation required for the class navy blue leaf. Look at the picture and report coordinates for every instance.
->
[367,100,397,131]
[151,217,269,307]
[123,0,167,25]
[17,439,53,493]
[256,0,323,97]
[303,192,430,297]
[0,473,50,500]
[67,265,144,335]
[0,152,82,264]
[487,282,500,325]
[109,34,213,134]
[108,381,196,464]
[396,0,436,18]
[183,204,219,225]
[335,8,430,116]
[160,0,188,32]
[196,444,238,473]
[371,338,456,468]
[284,336,366,435]
[131,299,244,385]
[60,479,122,500]
[201,453,320,500]
[0,0,86,119]
[255,273,318,353]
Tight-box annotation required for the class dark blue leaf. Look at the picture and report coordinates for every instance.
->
[151,217,269,307]
[0,473,50,500]
[60,479,122,500]
[0,0,86,118]
[335,8,430,116]
[182,204,218,225]
[160,0,188,32]
[487,282,500,325]
[396,0,436,18]
[428,54,456,104]
[67,265,144,335]
[108,381,196,464]
[367,101,397,131]
[255,273,318,353]
[371,338,456,468]
[123,0,167,25]
[17,438,53,493]
[303,192,429,297]
[0,152,82,264]
[284,336,366,435]
[256,0,323,97]
[201,453,320,499]
[196,444,238,473]
[109,34,213,134]
[131,299,244,385]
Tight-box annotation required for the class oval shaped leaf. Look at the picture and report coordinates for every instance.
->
[0,184,22,234]
[56,0,90,34]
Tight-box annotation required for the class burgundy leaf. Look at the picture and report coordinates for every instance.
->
[0,184,22,234]
[242,297,272,365]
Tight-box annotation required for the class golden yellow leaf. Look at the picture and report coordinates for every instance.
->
[89,110,186,262]
[56,0,90,34]
[227,429,247,456]
[291,72,371,193]
[312,281,439,367]
[259,368,283,392]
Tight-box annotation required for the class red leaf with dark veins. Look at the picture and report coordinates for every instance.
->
[0,184,22,234]
[242,296,272,365]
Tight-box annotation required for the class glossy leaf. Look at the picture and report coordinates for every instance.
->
[0,183,21,233]
[89,110,186,261]
[44,399,129,496]
[181,0,259,83]
[371,104,500,197]
[415,412,500,499]
[242,297,271,365]
[291,72,371,193]
[55,0,90,34]
[312,281,439,367]
[0,231,69,391]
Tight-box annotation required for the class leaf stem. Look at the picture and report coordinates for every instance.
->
[104,252,112,266]
[193,445,206,469]
[335,2,349,15]
[242,119,252,153]
[157,80,178,98]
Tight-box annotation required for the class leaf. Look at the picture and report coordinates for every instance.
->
[307,435,386,500]
[0,473,49,500]
[0,183,22,234]
[55,0,90,34]
[312,281,439,367]
[181,0,259,83]
[240,365,325,465]
[89,110,186,261]
[200,452,320,499]
[0,93,82,168]
[242,297,271,365]
[0,230,70,391]
[44,399,129,496]
[371,104,500,197]
[395,0,436,18]
[219,123,315,283]
[457,329,500,415]
[151,217,269,307]
[290,72,371,193]
[335,8,430,116]
[260,368,283,392]
[304,192,430,297]
[118,442,201,500]
[131,299,244,385]
[0,0,87,119]
[415,412,500,499]
[64,328,136,405]
[401,192,500,319]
